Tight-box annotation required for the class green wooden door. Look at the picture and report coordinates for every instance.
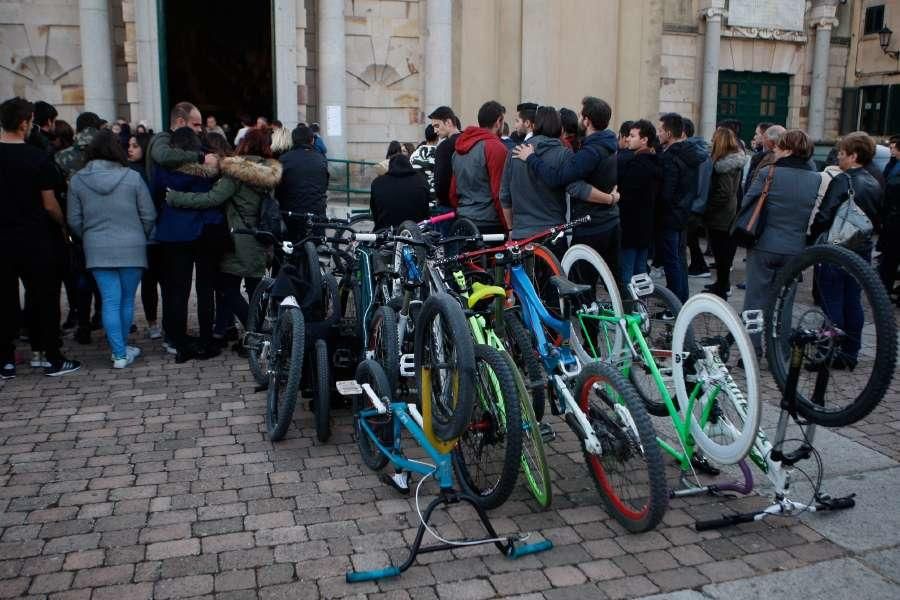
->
[716,71,789,145]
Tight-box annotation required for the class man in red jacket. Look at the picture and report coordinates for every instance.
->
[450,101,509,234]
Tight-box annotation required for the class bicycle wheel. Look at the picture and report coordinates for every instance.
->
[312,339,331,443]
[628,285,683,417]
[671,293,760,465]
[502,309,548,422]
[499,348,552,508]
[575,361,668,533]
[532,243,564,311]
[247,277,275,387]
[368,305,400,391]
[354,360,391,471]
[267,308,305,441]
[414,293,476,442]
[765,244,897,427]
[562,244,624,362]
[452,345,522,509]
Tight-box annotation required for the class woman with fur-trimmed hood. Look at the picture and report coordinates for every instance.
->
[166,129,282,336]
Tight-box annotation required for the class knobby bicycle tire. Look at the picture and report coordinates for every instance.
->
[313,339,331,443]
[499,347,552,508]
[368,305,401,392]
[247,276,275,387]
[267,308,305,441]
[354,360,392,471]
[765,244,897,427]
[629,284,683,418]
[414,293,476,442]
[452,344,523,510]
[502,309,548,422]
[575,361,668,533]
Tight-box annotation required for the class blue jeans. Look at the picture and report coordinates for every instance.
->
[661,229,689,303]
[620,247,649,289]
[817,263,864,359]
[92,267,143,359]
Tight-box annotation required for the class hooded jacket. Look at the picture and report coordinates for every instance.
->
[882,158,900,235]
[370,156,431,231]
[166,156,283,278]
[499,135,589,239]
[660,138,708,230]
[450,127,509,229]
[151,163,223,243]
[525,129,619,235]
[704,151,746,232]
[67,159,156,269]
[55,128,98,180]
[687,136,713,216]
[617,148,662,249]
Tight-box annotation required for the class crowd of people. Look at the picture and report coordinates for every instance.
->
[1,91,898,379]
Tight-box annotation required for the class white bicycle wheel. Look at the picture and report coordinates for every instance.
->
[561,244,624,364]
[671,293,761,465]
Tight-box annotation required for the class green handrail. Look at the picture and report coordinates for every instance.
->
[327,157,379,207]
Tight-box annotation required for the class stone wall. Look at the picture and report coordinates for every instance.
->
[659,32,700,122]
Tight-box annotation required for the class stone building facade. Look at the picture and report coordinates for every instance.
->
[0,0,884,161]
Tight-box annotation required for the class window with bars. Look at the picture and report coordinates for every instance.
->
[864,4,884,35]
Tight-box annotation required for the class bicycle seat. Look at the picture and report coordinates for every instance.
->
[467,282,507,311]
[549,275,591,298]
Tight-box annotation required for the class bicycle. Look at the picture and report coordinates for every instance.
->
[338,296,552,582]
[435,218,670,532]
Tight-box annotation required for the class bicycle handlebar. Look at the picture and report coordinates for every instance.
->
[280,211,356,232]
[418,211,456,227]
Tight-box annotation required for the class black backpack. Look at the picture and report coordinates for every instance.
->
[233,184,285,246]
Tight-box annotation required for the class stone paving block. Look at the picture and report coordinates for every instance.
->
[146,538,201,560]
[72,564,134,588]
[155,574,215,599]
[435,579,495,600]
[29,571,74,594]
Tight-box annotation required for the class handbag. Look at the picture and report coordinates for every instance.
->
[818,173,873,251]
[732,165,775,248]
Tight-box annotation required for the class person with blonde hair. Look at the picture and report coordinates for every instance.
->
[702,127,745,298]
[270,126,292,158]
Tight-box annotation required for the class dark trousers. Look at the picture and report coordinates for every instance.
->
[215,273,261,331]
[572,226,623,294]
[0,244,62,363]
[161,241,219,349]
[661,228,689,303]
[817,263,865,359]
[141,244,164,323]
[879,236,900,297]
[687,218,708,271]
[707,229,737,294]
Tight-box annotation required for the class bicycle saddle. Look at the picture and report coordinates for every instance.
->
[467,282,507,311]
[549,275,591,298]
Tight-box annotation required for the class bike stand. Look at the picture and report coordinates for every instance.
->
[346,488,553,582]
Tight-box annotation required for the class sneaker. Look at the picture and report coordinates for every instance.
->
[654,310,676,321]
[45,358,81,377]
[688,267,711,278]
[112,355,135,369]
[0,363,15,380]
[162,341,178,355]
[147,324,162,340]
[126,346,142,360]
[30,351,51,368]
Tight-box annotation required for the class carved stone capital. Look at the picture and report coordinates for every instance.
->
[700,6,728,21]
[722,26,808,43]
[810,17,839,31]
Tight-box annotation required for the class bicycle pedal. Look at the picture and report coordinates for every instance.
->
[741,309,764,335]
[538,422,556,443]
[399,353,416,377]
[691,454,721,476]
[628,273,654,298]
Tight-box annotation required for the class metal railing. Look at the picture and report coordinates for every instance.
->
[327,158,378,209]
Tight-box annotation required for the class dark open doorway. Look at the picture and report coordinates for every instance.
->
[162,0,273,134]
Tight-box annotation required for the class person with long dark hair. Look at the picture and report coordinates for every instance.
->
[67,130,156,368]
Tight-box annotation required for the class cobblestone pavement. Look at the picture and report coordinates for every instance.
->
[1,253,898,599]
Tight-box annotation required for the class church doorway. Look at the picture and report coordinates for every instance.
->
[160,0,274,135]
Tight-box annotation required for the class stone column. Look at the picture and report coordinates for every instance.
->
[274,0,299,129]
[808,17,838,141]
[424,0,452,115]
[79,0,116,119]
[698,3,726,139]
[318,0,346,158]
[133,0,163,129]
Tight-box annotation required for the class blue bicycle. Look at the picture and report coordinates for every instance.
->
[339,292,552,582]
[436,218,669,532]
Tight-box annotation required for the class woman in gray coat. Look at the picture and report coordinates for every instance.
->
[739,129,819,354]
[68,130,156,368]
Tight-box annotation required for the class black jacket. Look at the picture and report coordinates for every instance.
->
[811,166,883,243]
[370,157,430,231]
[617,149,661,249]
[882,158,900,235]
[660,138,708,231]
[276,145,329,217]
[433,133,459,207]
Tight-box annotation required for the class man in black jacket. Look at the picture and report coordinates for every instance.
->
[879,135,900,302]
[370,154,430,230]
[277,124,329,238]
[428,106,461,208]
[656,113,707,303]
